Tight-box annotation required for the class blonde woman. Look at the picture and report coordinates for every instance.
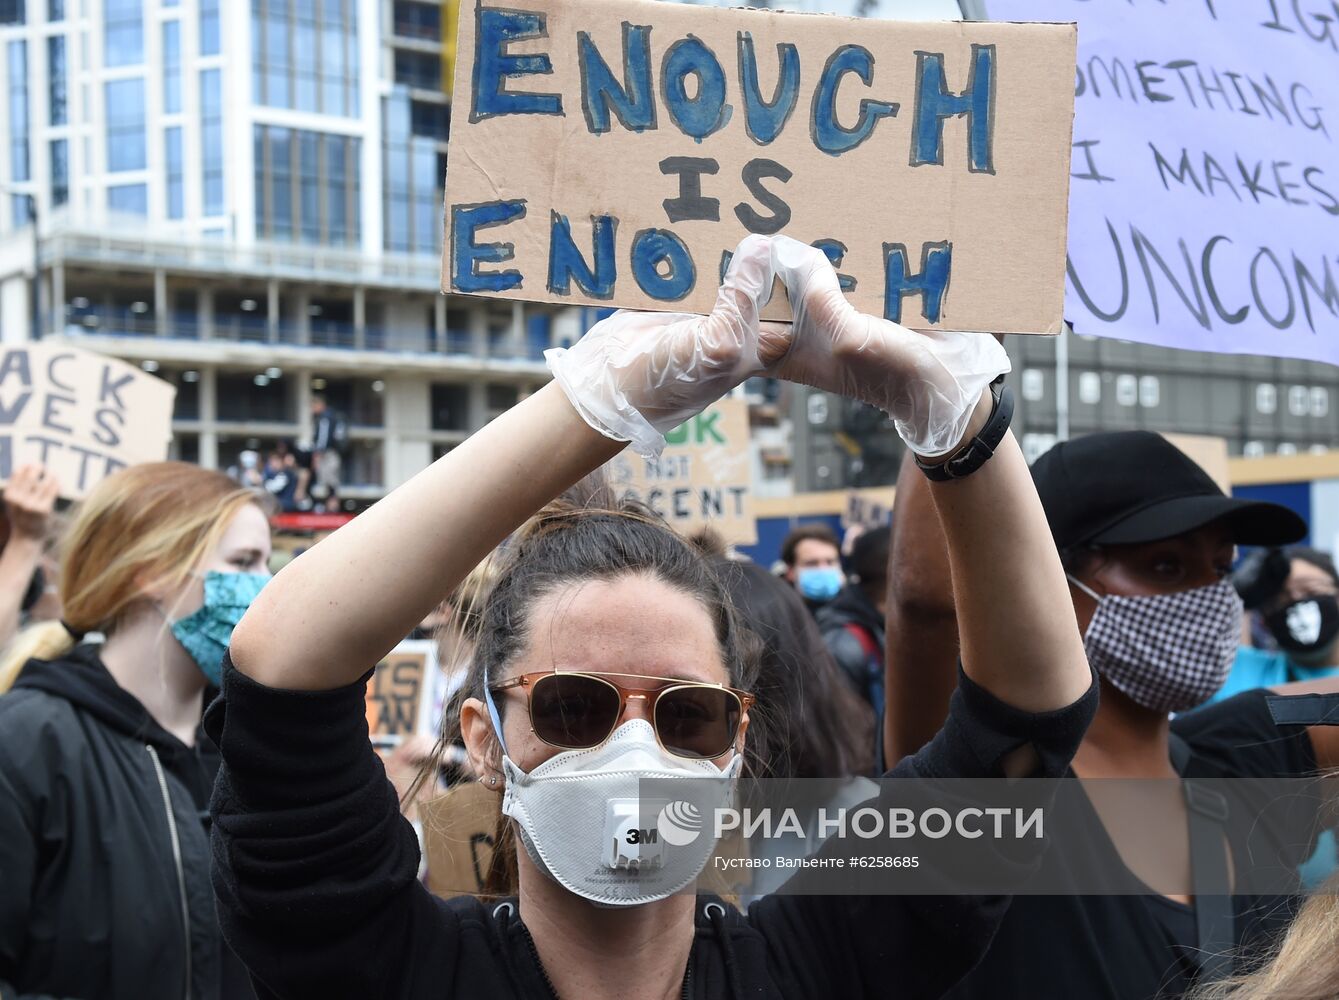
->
[0,463,272,1000]
[1183,877,1338,1000]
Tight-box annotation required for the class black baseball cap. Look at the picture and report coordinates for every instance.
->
[1031,431,1306,550]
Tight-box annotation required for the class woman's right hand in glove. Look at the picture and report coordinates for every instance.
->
[760,236,1010,459]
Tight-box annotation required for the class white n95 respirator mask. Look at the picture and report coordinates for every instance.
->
[500,719,741,907]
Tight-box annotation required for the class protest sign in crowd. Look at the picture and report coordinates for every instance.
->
[0,2,1336,999]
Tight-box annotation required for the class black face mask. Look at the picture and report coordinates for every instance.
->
[1264,595,1339,658]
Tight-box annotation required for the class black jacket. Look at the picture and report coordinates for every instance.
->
[817,585,886,713]
[208,653,1098,999]
[0,645,249,1000]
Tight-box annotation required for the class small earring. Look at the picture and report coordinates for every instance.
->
[489,775,498,787]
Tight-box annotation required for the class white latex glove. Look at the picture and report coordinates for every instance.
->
[765,236,1010,458]
[546,235,777,459]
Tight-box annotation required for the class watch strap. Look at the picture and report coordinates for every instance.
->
[915,383,1015,482]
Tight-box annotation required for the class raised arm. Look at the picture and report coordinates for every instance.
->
[883,451,961,766]
[766,238,1091,723]
[231,239,778,690]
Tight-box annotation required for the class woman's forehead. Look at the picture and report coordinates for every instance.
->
[1289,559,1337,591]
[519,576,727,683]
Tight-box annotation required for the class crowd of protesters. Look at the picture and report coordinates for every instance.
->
[0,239,1335,1000]
[224,395,350,514]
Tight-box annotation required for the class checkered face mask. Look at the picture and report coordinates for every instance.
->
[1069,577,1243,713]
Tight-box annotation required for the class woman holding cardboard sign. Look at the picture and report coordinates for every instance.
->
[211,235,1097,999]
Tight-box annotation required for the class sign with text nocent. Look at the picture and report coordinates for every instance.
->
[990,0,1339,364]
[0,344,176,499]
[605,398,757,545]
[443,0,1078,335]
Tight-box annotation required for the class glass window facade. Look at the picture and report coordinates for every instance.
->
[200,69,224,215]
[104,0,143,67]
[50,137,67,205]
[162,21,181,114]
[382,93,441,254]
[47,35,65,124]
[165,126,183,218]
[393,1,440,40]
[431,383,470,431]
[105,77,146,171]
[200,0,220,56]
[108,182,147,215]
[8,40,28,184]
[254,124,360,245]
[0,1,24,25]
[217,373,291,422]
[47,0,62,19]
[393,50,440,91]
[410,99,449,141]
[252,0,358,117]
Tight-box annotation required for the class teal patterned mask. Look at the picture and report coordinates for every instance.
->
[170,571,269,686]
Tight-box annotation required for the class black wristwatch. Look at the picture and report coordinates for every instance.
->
[914,382,1015,482]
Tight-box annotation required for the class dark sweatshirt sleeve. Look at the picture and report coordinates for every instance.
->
[206,652,457,999]
[749,667,1099,1000]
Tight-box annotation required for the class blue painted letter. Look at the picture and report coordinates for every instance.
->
[631,228,696,301]
[579,24,655,134]
[911,45,995,173]
[661,37,730,141]
[883,241,952,324]
[548,213,618,298]
[812,239,857,293]
[811,46,898,156]
[451,200,527,293]
[471,9,563,122]
[738,33,799,145]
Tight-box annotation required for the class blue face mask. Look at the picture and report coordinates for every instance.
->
[170,571,269,686]
[797,566,843,603]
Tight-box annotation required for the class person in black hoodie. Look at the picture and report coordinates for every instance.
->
[818,525,891,721]
[0,462,272,1000]
[212,237,1098,999]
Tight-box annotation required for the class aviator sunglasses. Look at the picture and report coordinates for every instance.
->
[488,670,754,760]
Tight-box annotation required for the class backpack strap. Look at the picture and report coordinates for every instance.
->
[1169,733,1234,985]
[843,622,879,658]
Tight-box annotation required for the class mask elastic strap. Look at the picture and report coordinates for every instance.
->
[482,666,510,759]
[1067,574,1103,603]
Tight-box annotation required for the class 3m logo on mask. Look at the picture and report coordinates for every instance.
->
[604,799,704,868]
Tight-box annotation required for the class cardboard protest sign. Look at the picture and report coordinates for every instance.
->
[606,399,756,544]
[421,781,502,898]
[444,0,1077,334]
[992,0,1339,363]
[842,487,897,531]
[0,344,175,500]
[366,639,441,749]
[1163,433,1230,495]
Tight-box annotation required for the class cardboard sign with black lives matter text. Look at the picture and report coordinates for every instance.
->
[0,344,176,499]
[443,0,1077,335]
